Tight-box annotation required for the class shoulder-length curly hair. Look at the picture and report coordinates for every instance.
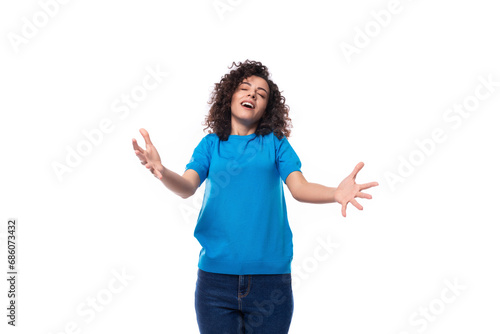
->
[202,60,293,141]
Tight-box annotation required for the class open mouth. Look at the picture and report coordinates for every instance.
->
[241,101,255,109]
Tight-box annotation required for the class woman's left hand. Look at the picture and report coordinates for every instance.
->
[333,162,379,217]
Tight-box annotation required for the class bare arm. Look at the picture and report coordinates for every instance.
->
[285,162,379,217]
[157,167,199,199]
[285,171,337,204]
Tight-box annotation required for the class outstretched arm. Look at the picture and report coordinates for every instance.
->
[285,162,379,217]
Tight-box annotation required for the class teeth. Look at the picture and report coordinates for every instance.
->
[242,102,254,108]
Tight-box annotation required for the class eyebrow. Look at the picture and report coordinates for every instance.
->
[241,81,268,96]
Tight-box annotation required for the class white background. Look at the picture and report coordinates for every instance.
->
[1,0,499,333]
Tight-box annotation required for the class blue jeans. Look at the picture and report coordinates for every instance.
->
[195,268,294,333]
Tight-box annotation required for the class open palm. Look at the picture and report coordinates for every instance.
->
[132,128,163,179]
[333,162,379,217]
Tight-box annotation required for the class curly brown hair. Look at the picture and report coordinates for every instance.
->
[202,60,293,141]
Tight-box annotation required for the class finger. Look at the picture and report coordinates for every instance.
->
[139,128,153,146]
[350,162,364,180]
[132,138,144,153]
[135,150,145,158]
[342,203,346,217]
[356,192,372,199]
[350,199,363,211]
[135,151,147,163]
[146,165,157,174]
[359,181,379,190]
[154,168,162,179]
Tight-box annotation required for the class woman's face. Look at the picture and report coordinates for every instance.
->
[230,75,270,127]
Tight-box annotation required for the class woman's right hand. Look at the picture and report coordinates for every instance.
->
[132,128,164,179]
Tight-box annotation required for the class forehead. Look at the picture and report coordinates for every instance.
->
[241,75,269,90]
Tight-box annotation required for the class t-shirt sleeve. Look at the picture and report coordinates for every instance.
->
[185,135,212,187]
[275,135,302,184]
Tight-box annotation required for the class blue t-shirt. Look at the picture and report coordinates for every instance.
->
[185,131,302,275]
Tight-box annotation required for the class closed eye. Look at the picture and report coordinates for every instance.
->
[241,88,265,98]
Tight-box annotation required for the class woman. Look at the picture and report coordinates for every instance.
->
[132,60,378,333]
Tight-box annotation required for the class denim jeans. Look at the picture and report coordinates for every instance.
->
[195,268,294,334]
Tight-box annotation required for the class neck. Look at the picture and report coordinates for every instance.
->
[230,121,258,136]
